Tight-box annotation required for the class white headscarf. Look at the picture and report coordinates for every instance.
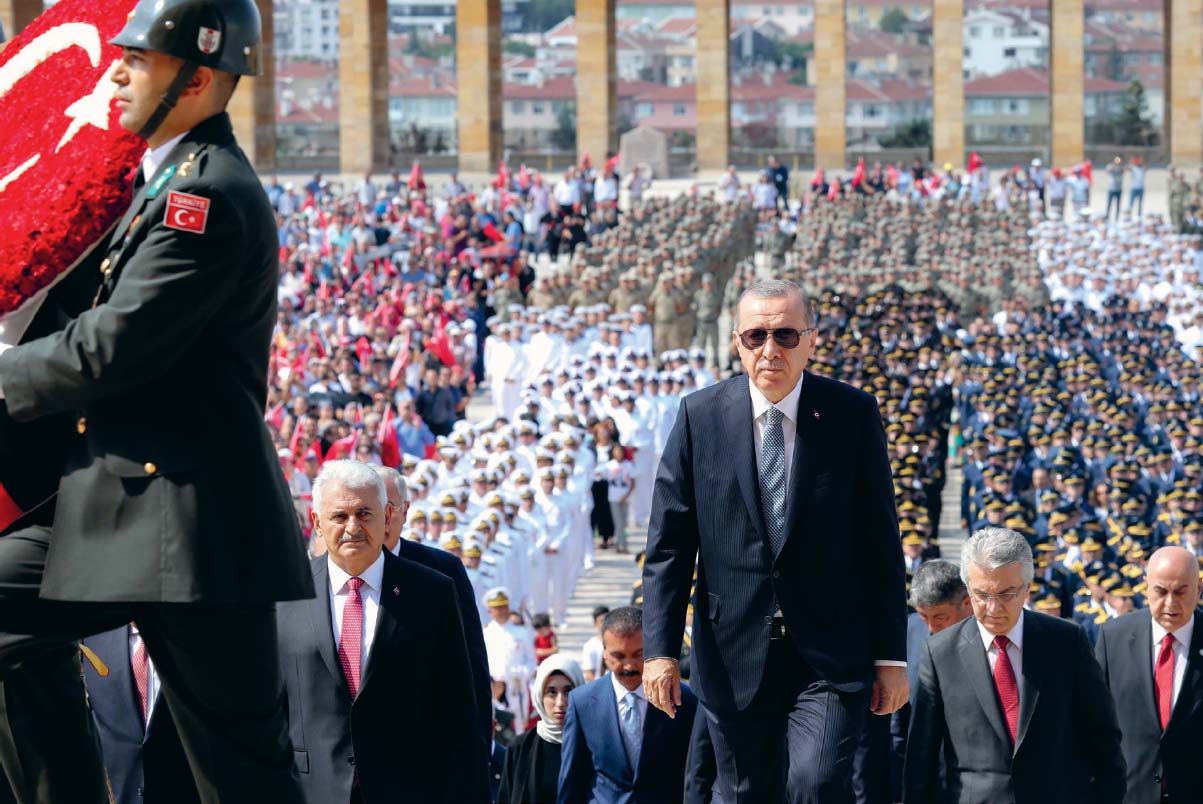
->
[530,654,585,745]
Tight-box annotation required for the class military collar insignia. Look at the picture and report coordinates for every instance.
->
[146,164,177,200]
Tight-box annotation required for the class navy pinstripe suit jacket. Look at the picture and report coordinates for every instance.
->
[642,371,907,714]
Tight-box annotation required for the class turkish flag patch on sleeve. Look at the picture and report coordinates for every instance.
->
[163,190,210,234]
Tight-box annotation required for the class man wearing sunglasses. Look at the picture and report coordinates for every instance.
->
[642,279,908,803]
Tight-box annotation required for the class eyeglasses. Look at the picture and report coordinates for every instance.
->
[969,586,1024,605]
[734,327,815,350]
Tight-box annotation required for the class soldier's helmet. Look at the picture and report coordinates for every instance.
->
[111,0,263,76]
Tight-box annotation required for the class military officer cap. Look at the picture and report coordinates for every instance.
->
[440,533,461,550]
[484,587,511,608]
[1033,594,1062,613]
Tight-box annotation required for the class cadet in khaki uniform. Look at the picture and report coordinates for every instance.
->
[1169,167,1188,232]
[527,276,558,310]
[649,274,679,357]
[672,269,697,350]
[0,1,311,801]
[693,273,723,369]
[609,273,642,314]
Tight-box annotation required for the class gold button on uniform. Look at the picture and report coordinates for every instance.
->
[99,258,111,277]
[143,462,157,475]
[76,417,86,435]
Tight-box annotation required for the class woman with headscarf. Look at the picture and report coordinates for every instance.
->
[497,655,585,804]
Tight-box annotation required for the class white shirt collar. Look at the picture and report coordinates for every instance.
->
[1152,613,1195,648]
[327,550,386,596]
[749,371,805,424]
[977,609,1025,653]
[611,672,645,704]
[141,131,189,183]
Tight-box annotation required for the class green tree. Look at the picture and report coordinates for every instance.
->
[879,7,909,34]
[525,0,574,32]
[1113,79,1154,145]
[551,102,577,151]
[879,118,931,148]
[504,39,536,57]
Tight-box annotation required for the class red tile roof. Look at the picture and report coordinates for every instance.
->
[964,66,1133,96]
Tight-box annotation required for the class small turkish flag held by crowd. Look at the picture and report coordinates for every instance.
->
[0,0,141,532]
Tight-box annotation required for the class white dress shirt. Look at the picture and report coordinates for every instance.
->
[612,673,648,757]
[128,624,161,726]
[141,131,188,184]
[1151,614,1194,711]
[749,372,804,493]
[750,374,905,668]
[327,552,385,678]
[978,610,1025,687]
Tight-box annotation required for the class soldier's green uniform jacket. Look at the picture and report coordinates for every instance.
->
[0,113,314,605]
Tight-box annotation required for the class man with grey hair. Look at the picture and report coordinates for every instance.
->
[904,528,1124,804]
[882,560,972,802]
[371,464,494,752]
[275,460,489,803]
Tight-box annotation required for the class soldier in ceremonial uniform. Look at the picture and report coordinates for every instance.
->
[0,2,311,801]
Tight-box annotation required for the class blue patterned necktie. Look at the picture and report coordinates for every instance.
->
[762,406,787,556]
[622,691,642,768]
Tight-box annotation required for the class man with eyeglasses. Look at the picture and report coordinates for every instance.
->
[904,527,1124,804]
[642,279,908,802]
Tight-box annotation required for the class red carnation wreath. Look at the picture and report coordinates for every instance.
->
[0,0,142,318]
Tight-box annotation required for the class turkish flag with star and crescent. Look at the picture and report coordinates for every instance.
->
[0,0,143,317]
[0,0,143,533]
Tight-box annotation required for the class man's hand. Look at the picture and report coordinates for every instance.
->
[870,665,908,715]
[643,657,682,719]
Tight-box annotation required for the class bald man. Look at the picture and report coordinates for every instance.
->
[1095,546,1203,804]
[372,466,493,753]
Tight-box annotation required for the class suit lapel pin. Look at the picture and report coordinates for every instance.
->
[812,410,821,421]
[393,587,400,596]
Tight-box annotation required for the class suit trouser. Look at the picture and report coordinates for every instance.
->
[706,638,869,804]
[850,705,891,804]
[0,526,305,804]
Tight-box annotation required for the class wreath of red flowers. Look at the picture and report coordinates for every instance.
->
[0,0,142,318]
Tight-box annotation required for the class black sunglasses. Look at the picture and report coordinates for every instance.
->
[734,327,815,350]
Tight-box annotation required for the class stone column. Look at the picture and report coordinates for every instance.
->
[1166,0,1203,167]
[0,0,40,48]
[228,0,276,173]
[931,0,964,169]
[814,0,846,170]
[1049,0,1084,167]
[339,0,390,176]
[695,0,730,174]
[576,0,616,165]
[457,0,502,174]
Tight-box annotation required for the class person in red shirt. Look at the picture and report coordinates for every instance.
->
[532,612,559,665]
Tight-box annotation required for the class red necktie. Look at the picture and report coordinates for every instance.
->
[132,637,149,723]
[338,577,365,698]
[993,635,1019,744]
[1155,633,1175,731]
